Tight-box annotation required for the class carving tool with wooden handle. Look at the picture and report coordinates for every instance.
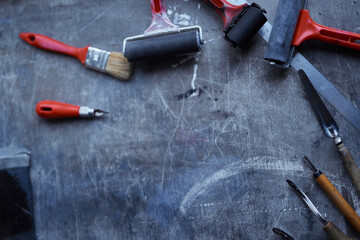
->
[202,0,267,47]
[20,33,131,80]
[287,180,356,240]
[264,0,360,68]
[304,156,360,233]
[298,70,360,196]
[36,100,108,119]
[122,0,203,62]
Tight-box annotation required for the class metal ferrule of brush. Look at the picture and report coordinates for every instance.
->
[84,47,110,72]
[79,106,95,117]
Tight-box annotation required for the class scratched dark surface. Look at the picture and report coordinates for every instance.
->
[1,0,360,239]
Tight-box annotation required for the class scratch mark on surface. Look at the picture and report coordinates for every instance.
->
[156,84,178,119]
[80,4,115,32]
[172,54,198,68]
[160,75,185,190]
[214,118,232,157]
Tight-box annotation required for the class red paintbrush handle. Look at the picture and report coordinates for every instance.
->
[36,100,80,119]
[19,33,89,64]
[203,0,248,29]
[292,10,360,50]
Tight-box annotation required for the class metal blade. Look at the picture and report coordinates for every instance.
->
[272,228,295,240]
[287,180,327,225]
[298,70,339,138]
[258,22,360,134]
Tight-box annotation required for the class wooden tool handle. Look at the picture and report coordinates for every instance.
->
[316,174,360,233]
[19,33,89,64]
[323,222,356,240]
[292,10,360,50]
[337,142,360,196]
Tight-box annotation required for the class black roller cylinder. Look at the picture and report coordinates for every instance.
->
[224,3,267,48]
[264,0,304,66]
[124,30,202,62]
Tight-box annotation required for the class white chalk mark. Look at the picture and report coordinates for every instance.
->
[178,20,190,26]
[180,156,305,214]
[191,64,198,89]
[173,13,179,24]
[179,13,191,20]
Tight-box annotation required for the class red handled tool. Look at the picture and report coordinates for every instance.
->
[292,9,360,50]
[20,33,89,64]
[203,0,267,47]
[20,33,131,80]
[265,0,360,68]
[36,101,108,119]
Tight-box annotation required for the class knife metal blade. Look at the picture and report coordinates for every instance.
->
[298,70,339,138]
[298,70,360,196]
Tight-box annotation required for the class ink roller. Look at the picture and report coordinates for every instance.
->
[264,0,360,68]
[123,0,203,62]
[203,0,267,47]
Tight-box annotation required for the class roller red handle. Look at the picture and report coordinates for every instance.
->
[292,10,360,50]
[150,0,166,15]
[203,0,248,29]
[19,33,89,64]
[36,101,80,119]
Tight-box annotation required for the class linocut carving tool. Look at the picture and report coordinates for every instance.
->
[122,0,203,62]
[20,33,131,80]
[264,0,360,68]
[0,147,35,239]
[304,156,360,233]
[36,100,108,119]
[202,0,267,47]
[299,70,360,196]
[272,228,295,240]
[287,180,356,240]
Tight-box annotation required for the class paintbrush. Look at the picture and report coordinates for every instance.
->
[20,33,131,80]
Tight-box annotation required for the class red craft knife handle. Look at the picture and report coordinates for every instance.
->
[203,0,248,29]
[36,100,80,119]
[292,10,360,50]
[19,33,89,64]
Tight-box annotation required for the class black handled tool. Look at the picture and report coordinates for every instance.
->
[287,180,356,240]
[299,70,360,196]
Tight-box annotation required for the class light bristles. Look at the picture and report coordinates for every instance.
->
[105,52,132,80]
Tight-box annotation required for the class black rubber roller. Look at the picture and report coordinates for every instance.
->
[124,30,202,62]
[264,0,303,66]
[224,3,267,48]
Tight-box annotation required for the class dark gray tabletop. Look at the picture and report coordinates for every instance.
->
[1,0,360,239]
